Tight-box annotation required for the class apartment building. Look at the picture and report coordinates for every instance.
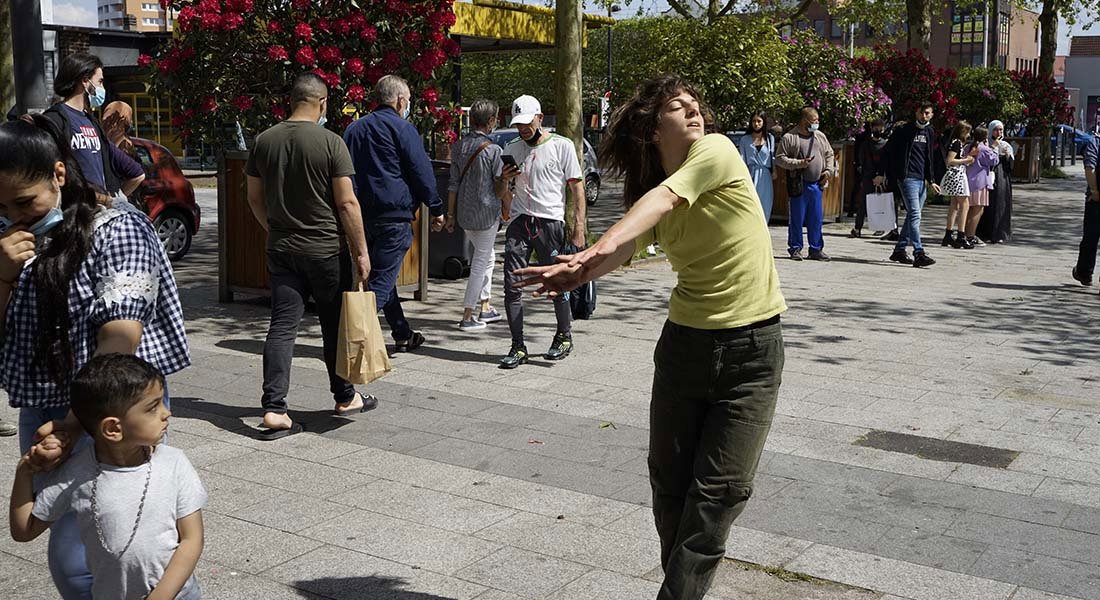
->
[97,0,177,32]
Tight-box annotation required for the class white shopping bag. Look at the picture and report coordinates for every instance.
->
[866,191,896,232]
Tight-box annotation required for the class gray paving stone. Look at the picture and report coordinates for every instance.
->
[451,474,637,528]
[0,522,49,565]
[163,431,254,468]
[0,551,59,600]
[863,526,988,571]
[946,512,1100,566]
[201,512,324,574]
[475,512,659,577]
[263,545,487,599]
[944,463,1045,495]
[197,468,292,515]
[706,559,880,600]
[774,480,963,533]
[1010,587,1095,600]
[543,568,662,600]
[325,447,489,492]
[723,525,815,567]
[330,480,517,535]
[1063,506,1100,536]
[760,453,900,493]
[298,508,501,575]
[786,544,1016,600]
[881,476,1073,527]
[602,507,659,542]
[969,548,1100,600]
[790,439,960,481]
[205,450,376,498]
[228,489,358,533]
[734,498,890,553]
[194,560,327,600]
[1032,478,1100,509]
[323,418,446,453]
[455,546,592,598]
[1000,417,1085,441]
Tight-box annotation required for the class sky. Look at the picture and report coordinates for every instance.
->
[46,0,1095,54]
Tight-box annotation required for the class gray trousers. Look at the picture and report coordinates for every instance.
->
[502,216,572,345]
[650,317,783,600]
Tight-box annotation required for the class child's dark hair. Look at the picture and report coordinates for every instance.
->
[70,354,166,436]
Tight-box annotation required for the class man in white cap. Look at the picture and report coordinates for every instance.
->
[497,94,587,369]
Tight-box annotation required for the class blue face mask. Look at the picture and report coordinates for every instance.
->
[401,99,411,120]
[318,116,328,128]
[0,189,64,238]
[88,83,106,109]
[809,123,820,132]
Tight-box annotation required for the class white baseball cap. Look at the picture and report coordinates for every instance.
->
[510,95,542,126]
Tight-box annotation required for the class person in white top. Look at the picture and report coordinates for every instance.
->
[497,95,586,369]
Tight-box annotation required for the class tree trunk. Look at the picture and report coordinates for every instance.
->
[0,1,14,115]
[555,0,584,236]
[1038,0,1058,172]
[906,0,932,55]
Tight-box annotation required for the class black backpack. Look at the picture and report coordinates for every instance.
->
[561,243,597,320]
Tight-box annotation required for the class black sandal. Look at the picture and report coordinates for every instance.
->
[257,421,303,441]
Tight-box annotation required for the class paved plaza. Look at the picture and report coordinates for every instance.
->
[2,167,1099,600]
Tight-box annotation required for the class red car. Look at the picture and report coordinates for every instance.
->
[128,137,201,261]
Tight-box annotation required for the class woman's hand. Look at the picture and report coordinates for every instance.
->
[444,215,456,233]
[0,227,35,284]
[872,175,885,187]
[25,420,78,473]
[514,238,621,297]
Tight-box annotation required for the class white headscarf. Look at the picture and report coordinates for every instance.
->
[988,120,1015,159]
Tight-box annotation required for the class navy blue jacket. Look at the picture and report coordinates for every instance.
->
[343,106,443,222]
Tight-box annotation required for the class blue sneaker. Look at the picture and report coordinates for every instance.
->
[479,307,503,323]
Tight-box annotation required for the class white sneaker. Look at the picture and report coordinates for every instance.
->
[646,244,658,256]
[458,318,486,331]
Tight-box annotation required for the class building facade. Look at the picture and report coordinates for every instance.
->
[785,0,1040,72]
[97,0,177,32]
[1063,36,1100,134]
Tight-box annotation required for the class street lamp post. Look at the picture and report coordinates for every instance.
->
[606,4,620,94]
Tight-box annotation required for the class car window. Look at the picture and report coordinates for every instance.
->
[132,145,159,178]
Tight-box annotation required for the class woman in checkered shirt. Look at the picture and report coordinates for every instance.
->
[0,116,190,598]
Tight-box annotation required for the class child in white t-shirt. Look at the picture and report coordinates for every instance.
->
[9,354,206,600]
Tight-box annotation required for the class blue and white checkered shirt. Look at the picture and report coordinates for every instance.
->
[1,207,190,408]
[1085,135,1099,200]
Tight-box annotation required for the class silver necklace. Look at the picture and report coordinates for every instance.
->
[91,447,153,557]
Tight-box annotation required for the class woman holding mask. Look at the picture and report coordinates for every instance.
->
[516,75,785,600]
[0,117,190,598]
[737,111,776,222]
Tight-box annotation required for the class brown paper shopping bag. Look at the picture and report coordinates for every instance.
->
[337,285,392,384]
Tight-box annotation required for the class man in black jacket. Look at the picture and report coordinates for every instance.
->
[884,102,943,268]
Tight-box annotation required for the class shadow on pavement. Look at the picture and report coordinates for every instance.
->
[171,397,360,438]
[291,576,464,599]
[216,338,324,361]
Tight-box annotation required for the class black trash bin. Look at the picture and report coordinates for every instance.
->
[427,160,472,279]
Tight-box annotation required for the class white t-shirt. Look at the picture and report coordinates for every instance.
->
[503,134,583,221]
[33,444,207,600]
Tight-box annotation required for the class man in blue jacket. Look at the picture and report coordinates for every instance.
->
[344,75,445,352]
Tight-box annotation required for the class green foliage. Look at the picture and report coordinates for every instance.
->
[609,16,792,129]
[783,30,891,139]
[953,67,1024,127]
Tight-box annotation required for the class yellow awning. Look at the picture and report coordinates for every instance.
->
[451,0,613,49]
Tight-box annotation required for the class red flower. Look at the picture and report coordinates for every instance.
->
[443,38,461,58]
[232,95,253,111]
[346,85,367,103]
[345,58,365,76]
[295,46,315,66]
[348,12,367,29]
[333,18,352,35]
[292,0,308,9]
[382,51,400,70]
[272,105,287,120]
[222,13,244,31]
[428,31,445,47]
[158,57,179,74]
[226,0,253,12]
[199,12,221,30]
[314,18,331,33]
[294,22,313,42]
[365,66,384,84]
[201,96,218,113]
[405,31,422,47]
[317,45,342,65]
[360,25,378,43]
[137,54,153,68]
[441,129,458,145]
[170,114,187,128]
[268,45,289,61]
[267,21,282,34]
[421,87,439,105]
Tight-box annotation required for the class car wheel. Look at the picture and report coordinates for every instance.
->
[154,210,193,261]
[585,174,600,206]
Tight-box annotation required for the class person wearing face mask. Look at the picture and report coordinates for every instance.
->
[344,74,444,354]
[884,102,943,268]
[851,119,890,238]
[976,120,1014,244]
[39,53,145,204]
[775,106,836,261]
[737,111,777,222]
[497,94,587,368]
[246,73,375,439]
[0,115,190,599]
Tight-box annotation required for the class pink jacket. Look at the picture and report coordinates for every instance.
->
[965,143,999,191]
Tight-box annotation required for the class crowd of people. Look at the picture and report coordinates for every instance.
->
[2,47,1098,600]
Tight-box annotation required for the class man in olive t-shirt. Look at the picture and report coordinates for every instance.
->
[245,73,374,439]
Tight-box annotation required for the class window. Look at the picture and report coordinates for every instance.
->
[141,17,163,26]
[141,3,159,11]
[814,19,827,37]
[796,19,809,30]
[831,20,844,38]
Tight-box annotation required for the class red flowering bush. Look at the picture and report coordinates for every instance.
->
[149,0,461,145]
[855,47,958,125]
[1010,70,1072,131]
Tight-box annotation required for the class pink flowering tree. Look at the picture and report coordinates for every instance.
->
[143,0,461,145]
[783,30,890,140]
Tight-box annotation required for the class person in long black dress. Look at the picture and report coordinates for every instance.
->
[977,119,1013,244]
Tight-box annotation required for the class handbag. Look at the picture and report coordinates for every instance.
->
[336,284,392,384]
[865,189,896,232]
[561,242,597,320]
[785,133,815,197]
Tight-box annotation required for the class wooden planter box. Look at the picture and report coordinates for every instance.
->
[1006,136,1040,184]
[217,151,429,302]
[770,143,849,224]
